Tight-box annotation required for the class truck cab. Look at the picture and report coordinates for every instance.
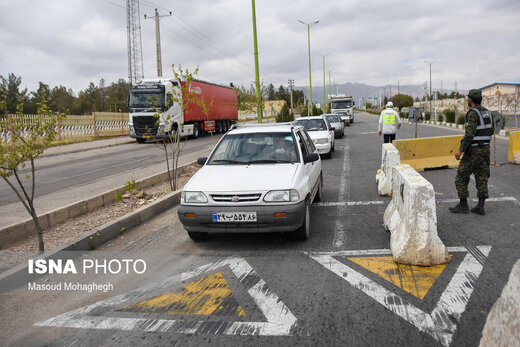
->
[128,79,186,143]
[330,96,355,125]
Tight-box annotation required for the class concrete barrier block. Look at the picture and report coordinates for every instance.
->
[393,135,463,171]
[48,207,70,227]
[383,164,448,266]
[86,195,104,211]
[508,131,520,164]
[376,143,400,196]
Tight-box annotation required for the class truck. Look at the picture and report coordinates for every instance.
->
[330,95,355,125]
[128,78,238,143]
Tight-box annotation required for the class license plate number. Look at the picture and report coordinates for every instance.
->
[212,212,257,223]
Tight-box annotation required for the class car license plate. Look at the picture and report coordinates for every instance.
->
[212,212,257,223]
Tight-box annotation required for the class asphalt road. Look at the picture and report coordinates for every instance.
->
[2,112,519,346]
[0,134,222,227]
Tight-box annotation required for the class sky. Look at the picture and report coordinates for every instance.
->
[1,0,519,95]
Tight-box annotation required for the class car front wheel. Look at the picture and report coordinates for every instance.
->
[293,200,310,240]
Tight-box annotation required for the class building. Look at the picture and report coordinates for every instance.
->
[480,82,520,115]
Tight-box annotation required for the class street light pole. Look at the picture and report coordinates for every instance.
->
[318,53,329,112]
[424,60,434,121]
[251,0,263,123]
[299,19,319,116]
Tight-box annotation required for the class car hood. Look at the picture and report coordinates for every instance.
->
[306,130,330,139]
[185,164,299,192]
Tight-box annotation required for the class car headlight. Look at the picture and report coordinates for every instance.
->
[315,138,328,144]
[263,189,300,203]
[182,191,208,203]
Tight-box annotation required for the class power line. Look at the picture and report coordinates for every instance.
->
[99,0,125,9]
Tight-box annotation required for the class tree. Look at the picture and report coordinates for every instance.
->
[106,79,130,112]
[389,93,413,111]
[266,83,275,100]
[0,73,27,115]
[150,65,200,191]
[0,88,63,252]
[275,102,293,123]
[50,86,75,113]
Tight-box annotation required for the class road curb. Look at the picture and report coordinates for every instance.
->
[0,162,195,248]
[0,187,183,293]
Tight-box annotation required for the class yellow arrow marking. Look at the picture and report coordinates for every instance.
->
[124,272,245,316]
[348,256,452,299]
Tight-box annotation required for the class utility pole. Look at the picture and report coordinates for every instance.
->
[144,8,172,78]
[251,0,263,122]
[318,53,329,112]
[298,19,319,116]
[288,79,295,116]
[424,60,434,120]
[328,70,332,99]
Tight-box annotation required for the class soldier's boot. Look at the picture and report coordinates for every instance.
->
[471,198,486,215]
[449,198,469,214]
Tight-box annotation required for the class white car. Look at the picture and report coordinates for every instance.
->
[294,116,335,159]
[178,123,323,241]
[324,113,345,139]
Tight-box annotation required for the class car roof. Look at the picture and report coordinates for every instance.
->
[228,122,303,135]
[294,116,327,120]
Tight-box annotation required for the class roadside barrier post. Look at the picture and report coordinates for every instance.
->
[92,112,97,137]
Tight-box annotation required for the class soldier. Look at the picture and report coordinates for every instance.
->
[449,89,494,215]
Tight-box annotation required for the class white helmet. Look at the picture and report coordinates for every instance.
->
[386,101,393,108]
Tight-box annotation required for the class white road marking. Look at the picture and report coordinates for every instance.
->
[35,257,301,336]
[315,200,386,207]
[360,131,378,134]
[333,141,350,248]
[309,246,491,347]
[315,196,518,207]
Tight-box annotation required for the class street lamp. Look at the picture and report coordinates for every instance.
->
[251,0,263,123]
[424,60,434,120]
[298,19,319,116]
[318,53,330,112]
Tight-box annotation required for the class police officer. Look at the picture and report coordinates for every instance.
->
[378,101,402,143]
[449,89,494,215]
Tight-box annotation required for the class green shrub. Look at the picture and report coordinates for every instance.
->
[438,114,444,122]
[400,112,408,119]
[456,114,465,125]
[443,109,456,123]
[275,103,294,123]
[425,112,431,121]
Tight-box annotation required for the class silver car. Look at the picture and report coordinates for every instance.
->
[324,114,345,138]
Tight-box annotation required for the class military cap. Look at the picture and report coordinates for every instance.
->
[468,89,481,100]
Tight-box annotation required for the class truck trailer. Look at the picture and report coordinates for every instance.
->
[128,78,238,143]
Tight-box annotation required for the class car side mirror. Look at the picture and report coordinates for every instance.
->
[330,127,335,131]
[197,157,207,166]
[303,153,320,164]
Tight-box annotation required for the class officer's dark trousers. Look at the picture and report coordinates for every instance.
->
[455,147,490,199]
[383,134,396,143]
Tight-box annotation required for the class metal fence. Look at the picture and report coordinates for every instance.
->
[1,112,129,143]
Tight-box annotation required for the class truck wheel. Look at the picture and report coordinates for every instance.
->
[136,138,146,143]
[216,121,222,134]
[293,200,310,240]
[187,231,208,241]
[192,123,200,139]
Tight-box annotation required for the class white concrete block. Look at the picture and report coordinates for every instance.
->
[376,143,400,196]
[383,164,448,266]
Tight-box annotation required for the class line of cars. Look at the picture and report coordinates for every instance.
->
[178,112,352,241]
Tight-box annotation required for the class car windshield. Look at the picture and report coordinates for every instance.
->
[295,119,327,131]
[326,115,340,123]
[207,132,299,165]
[331,100,352,109]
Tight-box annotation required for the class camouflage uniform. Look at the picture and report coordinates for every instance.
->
[455,104,493,199]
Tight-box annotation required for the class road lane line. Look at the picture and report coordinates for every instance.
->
[315,196,518,207]
[333,141,350,248]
